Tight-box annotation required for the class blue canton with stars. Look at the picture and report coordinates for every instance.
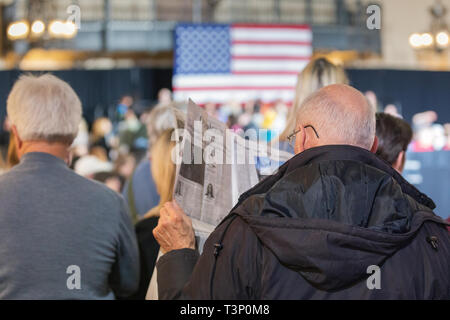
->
[174,23,231,75]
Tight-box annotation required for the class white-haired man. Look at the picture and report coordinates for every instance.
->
[0,74,139,299]
[153,84,449,299]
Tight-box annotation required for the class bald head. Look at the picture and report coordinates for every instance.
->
[296,84,376,150]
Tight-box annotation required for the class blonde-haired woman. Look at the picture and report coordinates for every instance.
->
[278,57,349,152]
[145,129,177,218]
[123,105,185,221]
[130,129,177,300]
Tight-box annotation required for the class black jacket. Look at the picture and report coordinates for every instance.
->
[126,217,160,300]
[157,145,450,299]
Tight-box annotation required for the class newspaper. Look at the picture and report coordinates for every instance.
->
[146,100,292,300]
[173,99,292,252]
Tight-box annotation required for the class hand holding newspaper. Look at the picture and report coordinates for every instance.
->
[173,99,292,251]
[147,100,291,299]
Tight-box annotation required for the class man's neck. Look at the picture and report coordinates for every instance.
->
[19,141,71,164]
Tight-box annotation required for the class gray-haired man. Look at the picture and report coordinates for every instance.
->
[0,74,139,299]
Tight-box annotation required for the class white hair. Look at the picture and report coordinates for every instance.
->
[7,74,82,144]
[146,105,185,147]
[296,85,375,150]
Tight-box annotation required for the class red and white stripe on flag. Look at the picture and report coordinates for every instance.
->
[173,24,312,104]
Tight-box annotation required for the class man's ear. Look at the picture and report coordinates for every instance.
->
[294,127,307,154]
[370,136,378,154]
[393,150,405,173]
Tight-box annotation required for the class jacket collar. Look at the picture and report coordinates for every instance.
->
[240,144,435,210]
[19,152,68,168]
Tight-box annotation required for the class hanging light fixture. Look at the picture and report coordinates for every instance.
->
[409,0,450,52]
[31,20,46,36]
[436,31,450,48]
[7,20,30,40]
[7,1,78,42]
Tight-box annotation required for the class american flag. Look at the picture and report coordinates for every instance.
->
[173,23,313,104]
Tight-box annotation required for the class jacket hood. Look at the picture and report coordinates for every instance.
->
[229,145,446,291]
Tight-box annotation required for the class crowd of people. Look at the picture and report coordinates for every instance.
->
[0,57,448,300]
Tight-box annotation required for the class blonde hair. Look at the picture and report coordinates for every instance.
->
[0,151,5,171]
[279,57,348,141]
[145,129,177,218]
[7,74,82,144]
[1,134,20,171]
[7,134,19,168]
[91,117,112,141]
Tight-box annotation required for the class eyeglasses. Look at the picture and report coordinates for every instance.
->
[286,125,320,148]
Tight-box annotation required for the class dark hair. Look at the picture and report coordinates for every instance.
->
[375,113,413,165]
